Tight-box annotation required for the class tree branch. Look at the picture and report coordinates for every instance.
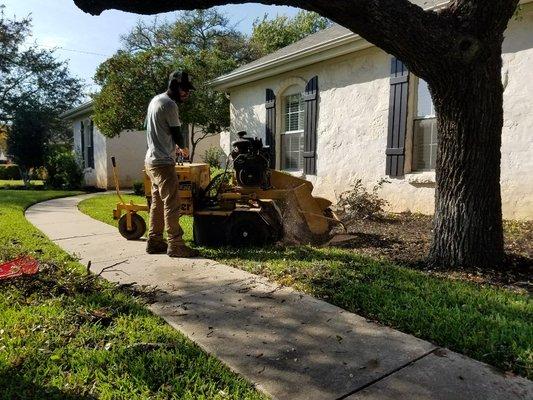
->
[444,0,519,37]
[74,0,454,78]
[73,0,519,80]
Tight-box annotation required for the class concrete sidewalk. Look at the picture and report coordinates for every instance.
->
[26,194,532,400]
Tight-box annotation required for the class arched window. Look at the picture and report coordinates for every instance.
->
[280,85,305,171]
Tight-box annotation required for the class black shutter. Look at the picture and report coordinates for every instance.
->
[386,57,409,177]
[88,120,95,168]
[80,121,85,167]
[303,76,318,175]
[265,89,276,168]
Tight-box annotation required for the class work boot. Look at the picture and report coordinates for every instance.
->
[146,239,168,254]
[167,244,200,258]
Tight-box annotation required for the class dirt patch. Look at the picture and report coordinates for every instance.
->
[329,213,532,293]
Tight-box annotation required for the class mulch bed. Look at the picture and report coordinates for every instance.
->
[330,213,532,293]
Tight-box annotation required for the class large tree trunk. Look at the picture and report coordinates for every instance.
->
[428,43,505,268]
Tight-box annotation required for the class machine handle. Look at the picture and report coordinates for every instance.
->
[110,156,125,205]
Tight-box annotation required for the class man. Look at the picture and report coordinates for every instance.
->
[144,71,199,258]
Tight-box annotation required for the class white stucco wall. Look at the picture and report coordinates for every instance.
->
[500,6,533,219]
[189,129,223,164]
[228,6,533,220]
[106,130,147,189]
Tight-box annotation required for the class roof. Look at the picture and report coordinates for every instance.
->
[229,24,353,78]
[60,100,93,120]
[211,0,447,90]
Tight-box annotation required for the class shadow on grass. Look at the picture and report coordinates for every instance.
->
[0,368,98,400]
[0,261,263,399]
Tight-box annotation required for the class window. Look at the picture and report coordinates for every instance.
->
[281,92,305,171]
[412,78,437,171]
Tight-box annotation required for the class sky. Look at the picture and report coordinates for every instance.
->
[2,0,300,93]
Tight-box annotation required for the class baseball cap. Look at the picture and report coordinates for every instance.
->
[169,70,196,91]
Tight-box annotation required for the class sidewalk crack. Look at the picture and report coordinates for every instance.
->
[54,232,113,241]
[335,347,438,400]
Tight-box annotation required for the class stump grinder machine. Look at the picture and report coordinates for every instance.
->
[112,131,341,247]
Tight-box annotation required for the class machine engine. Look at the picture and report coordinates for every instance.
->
[231,131,271,188]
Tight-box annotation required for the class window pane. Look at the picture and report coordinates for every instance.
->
[284,93,304,131]
[412,118,437,171]
[417,79,435,118]
[281,131,304,171]
[430,143,437,170]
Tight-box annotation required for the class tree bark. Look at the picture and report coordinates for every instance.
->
[18,165,30,187]
[427,43,505,268]
[190,123,197,162]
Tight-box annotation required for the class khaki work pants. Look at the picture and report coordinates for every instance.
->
[145,164,184,247]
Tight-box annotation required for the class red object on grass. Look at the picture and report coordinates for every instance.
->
[0,256,39,280]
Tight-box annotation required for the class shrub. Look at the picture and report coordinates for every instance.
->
[202,147,225,169]
[44,150,83,189]
[30,166,47,181]
[336,178,390,221]
[132,181,145,196]
[0,165,20,180]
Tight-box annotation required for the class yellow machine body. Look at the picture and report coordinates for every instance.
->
[112,159,339,242]
[142,163,211,215]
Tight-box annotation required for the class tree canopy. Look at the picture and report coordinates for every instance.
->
[93,9,251,140]
[0,5,83,126]
[7,102,51,183]
[1,3,82,185]
[250,10,331,56]
[92,8,330,154]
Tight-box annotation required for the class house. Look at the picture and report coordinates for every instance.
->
[61,101,147,189]
[212,0,533,220]
[0,149,7,164]
[62,101,223,189]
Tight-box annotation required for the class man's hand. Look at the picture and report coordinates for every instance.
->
[176,146,190,159]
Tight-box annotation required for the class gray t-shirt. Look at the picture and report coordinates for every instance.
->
[144,93,181,166]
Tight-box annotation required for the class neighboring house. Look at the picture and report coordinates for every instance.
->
[61,101,147,189]
[0,149,7,163]
[61,101,223,189]
[212,0,533,220]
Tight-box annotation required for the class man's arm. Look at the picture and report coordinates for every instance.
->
[169,125,186,149]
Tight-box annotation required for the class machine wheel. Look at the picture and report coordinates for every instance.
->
[226,212,270,247]
[118,213,146,240]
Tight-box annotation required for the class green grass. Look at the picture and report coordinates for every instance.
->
[0,180,44,189]
[80,193,533,379]
[0,190,266,399]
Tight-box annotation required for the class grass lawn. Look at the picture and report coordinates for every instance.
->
[0,180,44,189]
[0,190,266,400]
[80,193,533,379]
